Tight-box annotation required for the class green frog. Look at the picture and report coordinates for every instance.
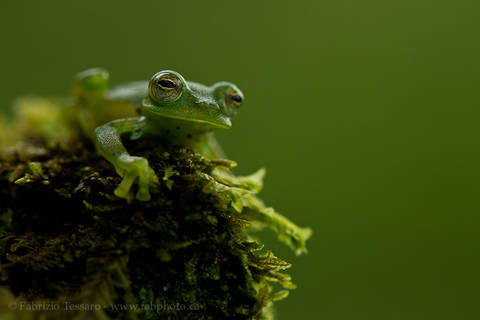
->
[65,68,243,201]
[63,68,311,254]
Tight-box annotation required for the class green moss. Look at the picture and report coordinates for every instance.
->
[0,99,311,319]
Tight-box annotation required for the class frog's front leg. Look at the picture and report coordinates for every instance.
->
[93,116,158,201]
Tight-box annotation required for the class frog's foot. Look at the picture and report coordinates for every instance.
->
[199,172,250,212]
[114,155,159,201]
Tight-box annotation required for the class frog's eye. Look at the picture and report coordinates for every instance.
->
[225,88,244,108]
[149,72,183,104]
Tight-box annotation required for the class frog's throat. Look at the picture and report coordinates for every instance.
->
[141,106,231,130]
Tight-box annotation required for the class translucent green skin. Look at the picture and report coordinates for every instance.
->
[67,68,243,201]
[65,69,311,255]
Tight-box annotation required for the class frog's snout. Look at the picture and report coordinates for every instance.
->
[195,99,232,129]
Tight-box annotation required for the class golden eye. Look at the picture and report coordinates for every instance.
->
[225,88,243,108]
[158,79,176,90]
[149,72,183,103]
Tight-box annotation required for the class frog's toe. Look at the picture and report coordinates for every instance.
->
[114,172,136,199]
[136,189,151,201]
[135,167,157,201]
[136,174,151,201]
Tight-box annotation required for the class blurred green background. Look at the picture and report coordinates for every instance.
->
[1,1,479,319]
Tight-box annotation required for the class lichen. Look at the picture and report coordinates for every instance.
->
[0,98,311,319]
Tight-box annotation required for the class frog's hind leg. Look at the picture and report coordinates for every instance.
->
[70,68,110,105]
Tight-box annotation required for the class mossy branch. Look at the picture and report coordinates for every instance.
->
[0,98,311,319]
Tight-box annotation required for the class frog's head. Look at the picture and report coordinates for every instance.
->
[141,70,243,129]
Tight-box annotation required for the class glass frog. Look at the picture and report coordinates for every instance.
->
[65,68,243,201]
[63,68,311,254]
